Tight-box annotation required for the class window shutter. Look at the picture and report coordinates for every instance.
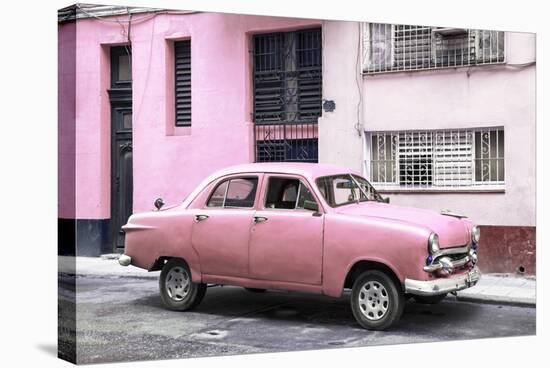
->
[253,33,285,124]
[432,131,473,187]
[252,29,321,163]
[253,29,322,124]
[175,40,191,126]
[296,28,322,122]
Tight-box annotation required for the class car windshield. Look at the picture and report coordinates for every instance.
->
[316,174,384,207]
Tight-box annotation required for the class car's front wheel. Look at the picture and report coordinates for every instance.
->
[351,270,405,330]
[159,258,207,311]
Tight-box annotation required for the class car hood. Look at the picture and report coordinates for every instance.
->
[334,202,471,248]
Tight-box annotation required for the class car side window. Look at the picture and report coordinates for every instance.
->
[265,177,317,210]
[207,177,258,208]
[207,180,229,207]
[296,182,316,209]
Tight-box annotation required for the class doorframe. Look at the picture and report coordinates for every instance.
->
[108,93,133,252]
[108,45,133,253]
[107,43,134,253]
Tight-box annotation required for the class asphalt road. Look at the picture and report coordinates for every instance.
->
[58,274,536,364]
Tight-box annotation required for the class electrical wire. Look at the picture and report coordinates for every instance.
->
[73,4,198,24]
[75,4,159,24]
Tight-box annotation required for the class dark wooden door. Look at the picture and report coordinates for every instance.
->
[111,103,133,250]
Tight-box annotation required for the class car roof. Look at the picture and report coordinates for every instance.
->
[210,162,359,180]
[181,163,362,209]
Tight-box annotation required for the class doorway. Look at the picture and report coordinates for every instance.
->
[108,46,133,251]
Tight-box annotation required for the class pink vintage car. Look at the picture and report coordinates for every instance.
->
[119,163,480,330]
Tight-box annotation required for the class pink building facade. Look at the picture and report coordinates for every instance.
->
[59,5,536,274]
[58,5,322,255]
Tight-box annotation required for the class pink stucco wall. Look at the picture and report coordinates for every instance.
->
[58,12,321,220]
[58,21,76,219]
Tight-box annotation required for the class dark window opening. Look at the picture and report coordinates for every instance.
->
[256,137,318,163]
[110,46,132,88]
[207,177,258,208]
[265,177,316,210]
[252,28,322,124]
[399,156,433,186]
[252,28,322,163]
[175,40,191,126]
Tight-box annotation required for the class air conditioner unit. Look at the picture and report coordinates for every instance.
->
[432,28,468,36]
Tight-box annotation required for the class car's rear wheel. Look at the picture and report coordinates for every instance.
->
[413,293,448,304]
[159,258,206,311]
[351,270,404,330]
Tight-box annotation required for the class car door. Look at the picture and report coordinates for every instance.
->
[191,175,261,278]
[248,174,324,285]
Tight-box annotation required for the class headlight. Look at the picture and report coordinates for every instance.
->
[471,225,480,244]
[428,233,440,254]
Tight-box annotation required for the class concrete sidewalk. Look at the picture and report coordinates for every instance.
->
[455,273,536,306]
[58,256,536,306]
[59,255,158,279]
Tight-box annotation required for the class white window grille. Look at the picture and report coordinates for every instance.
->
[367,128,504,190]
[362,23,505,74]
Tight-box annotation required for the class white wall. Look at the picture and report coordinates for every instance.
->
[318,20,365,174]
[319,22,536,226]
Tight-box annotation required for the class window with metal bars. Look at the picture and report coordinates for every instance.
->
[367,128,504,190]
[362,23,505,74]
[252,28,322,163]
[174,40,191,126]
[253,28,322,124]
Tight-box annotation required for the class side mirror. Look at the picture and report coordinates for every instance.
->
[383,197,390,204]
[154,197,165,210]
[303,200,319,212]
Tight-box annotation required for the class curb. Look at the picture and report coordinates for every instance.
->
[58,271,159,280]
[454,294,536,308]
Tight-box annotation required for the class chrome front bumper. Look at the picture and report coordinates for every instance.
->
[405,266,481,296]
[423,253,472,272]
[118,254,132,267]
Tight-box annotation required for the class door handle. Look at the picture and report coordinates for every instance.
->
[194,214,209,223]
[253,216,268,224]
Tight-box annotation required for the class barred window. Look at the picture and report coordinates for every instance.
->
[252,28,322,124]
[174,40,191,126]
[252,28,321,163]
[362,23,505,74]
[367,128,504,190]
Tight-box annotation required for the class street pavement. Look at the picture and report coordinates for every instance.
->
[58,257,536,364]
[59,256,537,306]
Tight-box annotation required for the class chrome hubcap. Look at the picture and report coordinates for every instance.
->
[358,281,389,321]
[165,266,191,301]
